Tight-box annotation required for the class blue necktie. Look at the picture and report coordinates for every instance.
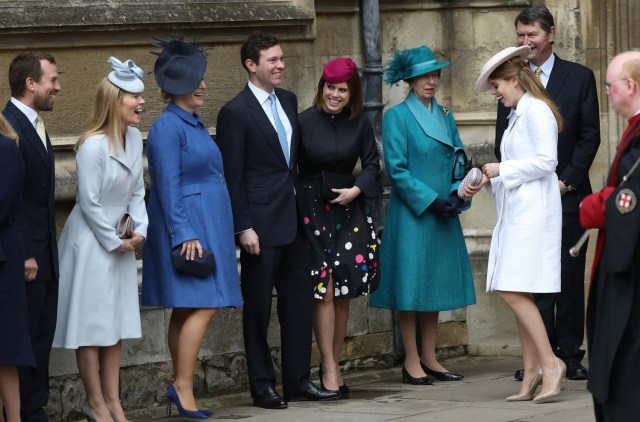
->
[268,93,290,165]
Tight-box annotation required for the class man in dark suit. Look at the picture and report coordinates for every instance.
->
[215,31,339,409]
[495,6,600,381]
[3,52,61,421]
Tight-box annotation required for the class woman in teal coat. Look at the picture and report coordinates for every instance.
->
[370,46,476,384]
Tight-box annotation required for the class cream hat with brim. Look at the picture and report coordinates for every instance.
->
[475,46,531,93]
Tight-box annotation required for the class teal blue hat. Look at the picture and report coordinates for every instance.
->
[384,45,449,85]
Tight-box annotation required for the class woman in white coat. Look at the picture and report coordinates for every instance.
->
[465,46,566,403]
[53,58,148,422]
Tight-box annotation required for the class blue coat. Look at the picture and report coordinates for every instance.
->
[0,135,35,366]
[141,103,242,308]
[370,92,476,311]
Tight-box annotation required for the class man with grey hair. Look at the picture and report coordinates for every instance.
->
[495,4,601,382]
[580,50,640,421]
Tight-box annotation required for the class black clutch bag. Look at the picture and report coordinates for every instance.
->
[319,170,356,201]
[171,247,215,278]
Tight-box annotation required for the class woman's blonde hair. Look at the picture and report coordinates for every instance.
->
[0,114,18,144]
[75,78,126,152]
[490,56,564,132]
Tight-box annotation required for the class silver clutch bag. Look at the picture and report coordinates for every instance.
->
[116,212,133,239]
[458,167,482,199]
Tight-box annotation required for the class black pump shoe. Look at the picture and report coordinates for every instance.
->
[402,367,434,385]
[420,362,464,381]
[318,364,342,396]
[339,382,351,399]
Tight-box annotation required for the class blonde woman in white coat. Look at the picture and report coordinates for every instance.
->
[465,46,566,403]
[53,58,148,422]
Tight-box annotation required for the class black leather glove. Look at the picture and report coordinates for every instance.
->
[445,194,463,214]
[428,199,450,216]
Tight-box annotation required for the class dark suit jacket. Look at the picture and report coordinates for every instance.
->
[215,85,299,248]
[495,54,601,212]
[2,100,58,281]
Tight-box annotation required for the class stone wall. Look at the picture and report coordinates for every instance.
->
[0,0,634,418]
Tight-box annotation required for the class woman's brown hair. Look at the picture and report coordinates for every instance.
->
[312,72,363,120]
[489,57,564,132]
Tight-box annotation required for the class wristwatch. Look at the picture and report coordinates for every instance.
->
[561,179,575,191]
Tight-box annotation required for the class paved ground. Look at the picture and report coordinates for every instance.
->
[129,356,595,422]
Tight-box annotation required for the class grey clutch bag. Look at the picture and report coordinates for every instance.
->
[116,212,133,239]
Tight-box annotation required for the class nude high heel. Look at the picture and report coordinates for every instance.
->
[506,368,542,401]
[533,359,566,403]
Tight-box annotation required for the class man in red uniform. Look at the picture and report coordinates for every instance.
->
[580,51,640,421]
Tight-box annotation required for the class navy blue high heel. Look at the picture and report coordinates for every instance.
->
[166,384,208,419]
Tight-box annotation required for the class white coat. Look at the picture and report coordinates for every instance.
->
[53,128,148,348]
[486,93,562,293]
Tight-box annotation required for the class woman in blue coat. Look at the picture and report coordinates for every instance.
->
[370,46,476,384]
[141,38,242,418]
[0,115,34,422]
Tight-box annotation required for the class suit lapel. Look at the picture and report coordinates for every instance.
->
[242,86,289,167]
[546,54,568,102]
[6,101,52,176]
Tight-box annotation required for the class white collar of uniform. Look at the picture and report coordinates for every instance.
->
[529,53,555,77]
[247,80,275,106]
[10,97,39,126]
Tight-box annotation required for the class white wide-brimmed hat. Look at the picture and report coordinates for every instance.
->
[475,46,531,93]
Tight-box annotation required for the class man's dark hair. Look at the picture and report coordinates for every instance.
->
[9,52,56,98]
[240,31,280,72]
[514,5,555,33]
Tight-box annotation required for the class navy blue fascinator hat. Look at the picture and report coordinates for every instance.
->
[384,45,449,85]
[150,36,207,96]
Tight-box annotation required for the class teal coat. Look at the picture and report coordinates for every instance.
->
[370,92,476,311]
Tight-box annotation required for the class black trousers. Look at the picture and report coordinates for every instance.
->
[240,232,313,398]
[535,212,587,364]
[19,279,58,422]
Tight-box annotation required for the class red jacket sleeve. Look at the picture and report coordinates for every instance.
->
[580,187,615,229]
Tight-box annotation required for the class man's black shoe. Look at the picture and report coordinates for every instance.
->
[514,369,524,381]
[285,381,341,401]
[566,363,588,380]
[253,386,288,409]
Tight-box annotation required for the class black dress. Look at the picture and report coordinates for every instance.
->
[0,135,35,367]
[297,107,381,299]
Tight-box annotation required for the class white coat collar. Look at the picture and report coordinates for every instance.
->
[109,127,140,172]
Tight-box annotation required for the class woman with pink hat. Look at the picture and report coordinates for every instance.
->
[465,45,566,402]
[297,57,381,398]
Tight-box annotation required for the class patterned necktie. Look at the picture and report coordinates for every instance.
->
[268,93,289,166]
[534,67,542,79]
[35,115,47,150]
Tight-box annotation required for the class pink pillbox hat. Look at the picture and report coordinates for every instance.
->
[322,58,358,83]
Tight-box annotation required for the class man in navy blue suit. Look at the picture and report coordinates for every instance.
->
[216,31,339,409]
[3,52,61,421]
[495,6,601,382]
